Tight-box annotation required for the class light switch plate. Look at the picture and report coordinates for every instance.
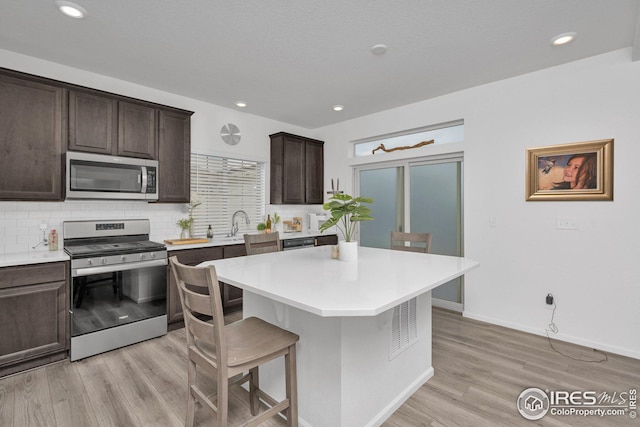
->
[556,217,579,230]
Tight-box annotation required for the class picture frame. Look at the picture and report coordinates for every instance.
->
[526,139,613,201]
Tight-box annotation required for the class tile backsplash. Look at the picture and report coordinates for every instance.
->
[0,201,184,254]
[0,201,327,254]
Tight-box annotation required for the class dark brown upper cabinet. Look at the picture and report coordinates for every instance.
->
[270,132,324,205]
[70,91,157,159]
[68,89,118,155]
[68,90,193,202]
[1,67,194,202]
[118,100,157,159]
[158,109,192,203]
[0,70,65,201]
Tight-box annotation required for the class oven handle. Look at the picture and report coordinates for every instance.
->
[72,258,168,277]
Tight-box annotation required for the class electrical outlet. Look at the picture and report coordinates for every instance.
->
[39,223,48,231]
[545,293,554,309]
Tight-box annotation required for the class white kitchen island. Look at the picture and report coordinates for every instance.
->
[199,245,479,427]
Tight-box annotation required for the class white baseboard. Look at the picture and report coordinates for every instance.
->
[432,297,463,312]
[366,367,435,427]
[463,311,640,360]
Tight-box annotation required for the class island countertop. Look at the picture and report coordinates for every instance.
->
[199,245,479,317]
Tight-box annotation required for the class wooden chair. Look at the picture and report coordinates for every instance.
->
[244,231,282,255]
[169,256,299,427]
[390,231,433,254]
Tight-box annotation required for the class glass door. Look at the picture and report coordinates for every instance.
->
[358,157,464,309]
[359,166,404,248]
[409,161,462,306]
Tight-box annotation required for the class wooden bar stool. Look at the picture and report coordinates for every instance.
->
[169,256,299,427]
[244,231,281,255]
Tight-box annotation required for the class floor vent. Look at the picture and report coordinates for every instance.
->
[390,297,418,359]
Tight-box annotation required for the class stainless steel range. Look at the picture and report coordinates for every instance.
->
[63,219,167,361]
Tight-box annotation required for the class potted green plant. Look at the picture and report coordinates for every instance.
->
[272,212,281,232]
[177,217,193,239]
[319,193,374,261]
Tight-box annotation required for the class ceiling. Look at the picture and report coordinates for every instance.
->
[1,1,638,129]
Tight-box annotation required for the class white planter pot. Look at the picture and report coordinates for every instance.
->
[338,240,358,262]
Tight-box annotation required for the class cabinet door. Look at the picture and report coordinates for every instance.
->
[167,247,223,324]
[118,101,157,159]
[305,140,324,204]
[223,244,247,258]
[270,132,324,205]
[68,89,117,155]
[282,137,306,203]
[221,244,247,312]
[0,73,65,201]
[0,262,68,373]
[158,109,192,203]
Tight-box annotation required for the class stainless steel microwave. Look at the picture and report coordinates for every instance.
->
[66,152,158,201]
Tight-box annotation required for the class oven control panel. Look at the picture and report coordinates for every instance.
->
[71,250,168,276]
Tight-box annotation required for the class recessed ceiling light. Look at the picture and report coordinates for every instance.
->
[332,105,344,112]
[55,1,87,19]
[551,32,576,46]
[370,44,388,55]
[235,101,247,108]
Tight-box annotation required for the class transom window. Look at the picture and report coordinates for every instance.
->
[354,120,464,157]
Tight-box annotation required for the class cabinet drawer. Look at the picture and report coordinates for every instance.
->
[169,247,223,266]
[0,262,67,290]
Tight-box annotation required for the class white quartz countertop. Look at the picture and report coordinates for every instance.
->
[0,250,70,268]
[199,246,479,317]
[165,231,334,251]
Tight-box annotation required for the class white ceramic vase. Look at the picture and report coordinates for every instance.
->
[338,240,358,262]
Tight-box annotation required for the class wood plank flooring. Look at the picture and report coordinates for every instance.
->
[0,308,638,426]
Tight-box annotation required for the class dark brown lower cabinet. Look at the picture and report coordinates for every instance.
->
[221,244,247,312]
[167,247,223,324]
[0,262,69,377]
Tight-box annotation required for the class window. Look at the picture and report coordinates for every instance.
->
[190,153,265,238]
[354,120,464,157]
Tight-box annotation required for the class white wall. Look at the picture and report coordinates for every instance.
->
[2,47,638,359]
[317,48,640,359]
[0,48,313,252]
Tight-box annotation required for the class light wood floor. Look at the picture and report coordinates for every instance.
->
[1,308,638,426]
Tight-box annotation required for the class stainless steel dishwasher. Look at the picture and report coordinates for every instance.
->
[282,236,316,250]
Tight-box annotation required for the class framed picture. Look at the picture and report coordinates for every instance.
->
[526,139,613,201]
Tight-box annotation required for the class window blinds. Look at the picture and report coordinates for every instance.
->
[190,153,265,238]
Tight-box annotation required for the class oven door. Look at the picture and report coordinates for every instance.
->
[70,258,167,339]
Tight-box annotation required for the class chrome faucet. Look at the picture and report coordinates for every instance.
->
[229,210,250,237]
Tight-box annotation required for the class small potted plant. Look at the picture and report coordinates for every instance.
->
[273,212,281,232]
[319,193,374,261]
[177,218,193,239]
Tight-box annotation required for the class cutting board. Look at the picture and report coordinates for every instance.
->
[164,238,210,245]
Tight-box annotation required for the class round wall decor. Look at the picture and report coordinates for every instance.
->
[221,123,241,145]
